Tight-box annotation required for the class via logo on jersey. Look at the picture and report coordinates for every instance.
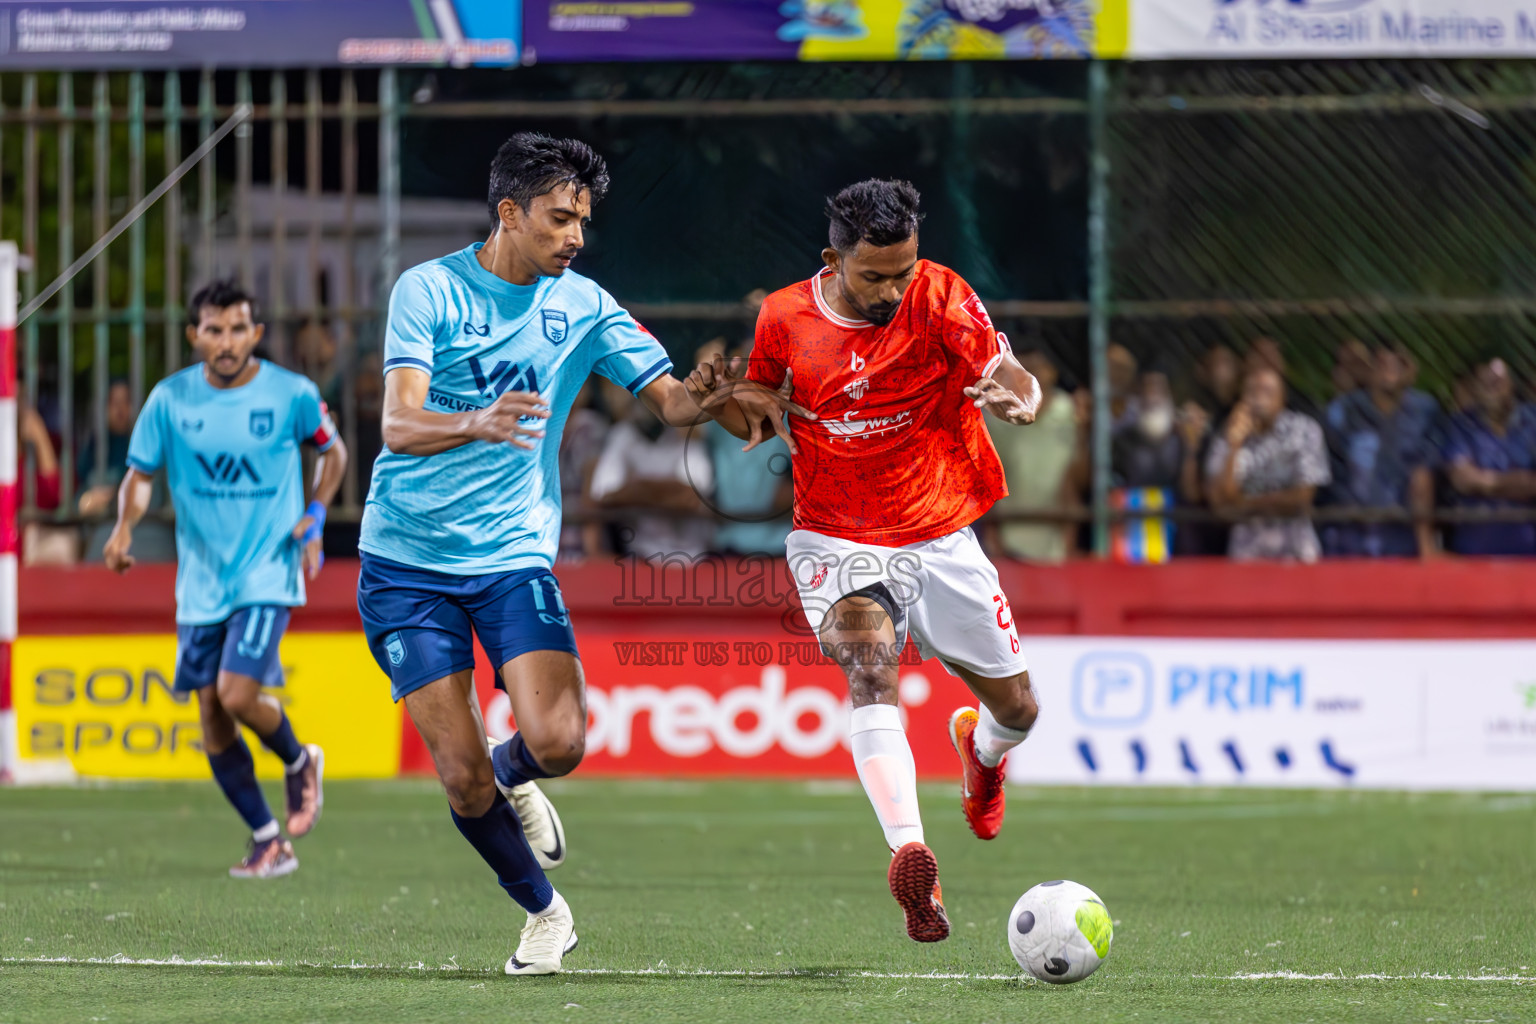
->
[469,356,539,401]
[542,309,568,345]
[195,452,262,485]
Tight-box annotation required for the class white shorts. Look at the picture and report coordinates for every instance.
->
[785,525,1028,679]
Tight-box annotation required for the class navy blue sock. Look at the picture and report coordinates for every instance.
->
[207,737,276,833]
[490,733,554,790]
[257,709,305,768]
[451,792,553,913]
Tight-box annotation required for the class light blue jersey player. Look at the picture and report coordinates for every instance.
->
[357,133,790,977]
[105,281,349,880]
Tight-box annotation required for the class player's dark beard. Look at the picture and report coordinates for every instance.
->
[862,301,901,326]
[208,352,251,384]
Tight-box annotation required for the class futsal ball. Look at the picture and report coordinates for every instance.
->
[1007,880,1113,984]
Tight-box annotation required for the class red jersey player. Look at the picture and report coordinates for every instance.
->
[690,180,1043,944]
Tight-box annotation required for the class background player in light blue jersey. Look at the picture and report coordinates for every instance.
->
[358,133,803,976]
[104,281,349,880]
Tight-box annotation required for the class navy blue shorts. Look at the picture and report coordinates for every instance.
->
[174,605,291,692]
[356,553,579,702]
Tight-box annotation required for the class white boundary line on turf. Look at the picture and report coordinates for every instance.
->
[3,957,1532,983]
[1214,972,1533,982]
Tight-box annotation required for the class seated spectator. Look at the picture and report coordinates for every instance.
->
[77,379,174,563]
[988,345,1082,563]
[18,403,75,566]
[1110,369,1182,562]
[294,318,342,409]
[1175,345,1240,556]
[1188,343,1241,426]
[1321,345,1440,558]
[1106,343,1140,432]
[1439,358,1536,556]
[1205,366,1331,563]
[589,382,714,560]
[1244,334,1321,421]
[707,340,793,557]
[558,376,612,562]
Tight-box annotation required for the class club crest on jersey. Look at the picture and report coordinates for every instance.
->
[960,293,992,329]
[542,309,569,345]
[249,409,274,438]
[843,377,869,402]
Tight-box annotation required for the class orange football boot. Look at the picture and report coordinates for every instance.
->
[948,708,1006,840]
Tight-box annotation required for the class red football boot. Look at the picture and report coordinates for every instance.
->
[948,707,1006,840]
[888,842,950,943]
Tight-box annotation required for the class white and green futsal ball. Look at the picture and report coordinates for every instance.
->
[1007,880,1113,984]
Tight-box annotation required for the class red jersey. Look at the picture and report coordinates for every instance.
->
[748,260,1010,546]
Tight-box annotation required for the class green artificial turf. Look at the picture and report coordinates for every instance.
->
[1,779,1532,1023]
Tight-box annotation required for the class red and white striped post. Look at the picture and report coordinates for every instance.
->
[0,241,18,783]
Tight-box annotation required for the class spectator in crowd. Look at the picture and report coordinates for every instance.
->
[18,403,60,512]
[76,379,174,563]
[294,317,342,409]
[1189,343,1241,425]
[1205,366,1331,562]
[589,377,714,560]
[1109,369,1183,562]
[1320,345,1440,558]
[1106,343,1140,432]
[1329,338,1373,399]
[707,339,793,556]
[558,376,613,561]
[988,345,1082,563]
[1438,358,1536,556]
[353,350,385,490]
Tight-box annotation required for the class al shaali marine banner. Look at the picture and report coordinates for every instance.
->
[1130,0,1536,59]
[523,0,1123,62]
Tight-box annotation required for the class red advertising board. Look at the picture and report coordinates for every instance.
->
[399,626,978,778]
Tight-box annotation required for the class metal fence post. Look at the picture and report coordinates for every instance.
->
[1087,59,1112,559]
[379,68,401,302]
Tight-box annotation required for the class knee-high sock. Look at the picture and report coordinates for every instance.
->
[451,791,554,913]
[491,733,554,790]
[974,703,1031,768]
[850,703,923,851]
[207,736,277,837]
[256,709,306,772]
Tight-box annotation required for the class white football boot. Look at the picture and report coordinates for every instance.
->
[488,735,567,870]
[505,891,578,976]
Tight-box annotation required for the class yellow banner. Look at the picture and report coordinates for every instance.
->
[13,633,402,779]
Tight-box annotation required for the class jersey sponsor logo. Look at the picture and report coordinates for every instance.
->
[842,377,869,401]
[194,452,263,485]
[249,409,274,438]
[850,352,867,372]
[469,356,539,401]
[961,292,992,329]
[462,322,491,337]
[822,408,914,440]
[542,309,569,345]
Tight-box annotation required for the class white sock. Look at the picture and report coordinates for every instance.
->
[973,704,1031,768]
[850,703,923,851]
[534,890,566,919]
[252,820,280,843]
[284,746,309,776]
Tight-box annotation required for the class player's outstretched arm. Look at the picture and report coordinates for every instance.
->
[102,467,155,574]
[672,354,816,454]
[964,349,1042,427]
[381,366,549,456]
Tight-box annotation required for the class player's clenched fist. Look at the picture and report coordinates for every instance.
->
[467,390,550,449]
[103,524,135,574]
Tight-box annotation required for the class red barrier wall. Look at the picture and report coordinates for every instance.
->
[21,557,1536,638]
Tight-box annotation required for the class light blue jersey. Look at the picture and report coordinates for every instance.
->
[361,243,673,574]
[128,362,338,625]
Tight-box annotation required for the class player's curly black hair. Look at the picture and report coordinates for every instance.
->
[187,279,257,326]
[825,179,924,254]
[487,132,611,229]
